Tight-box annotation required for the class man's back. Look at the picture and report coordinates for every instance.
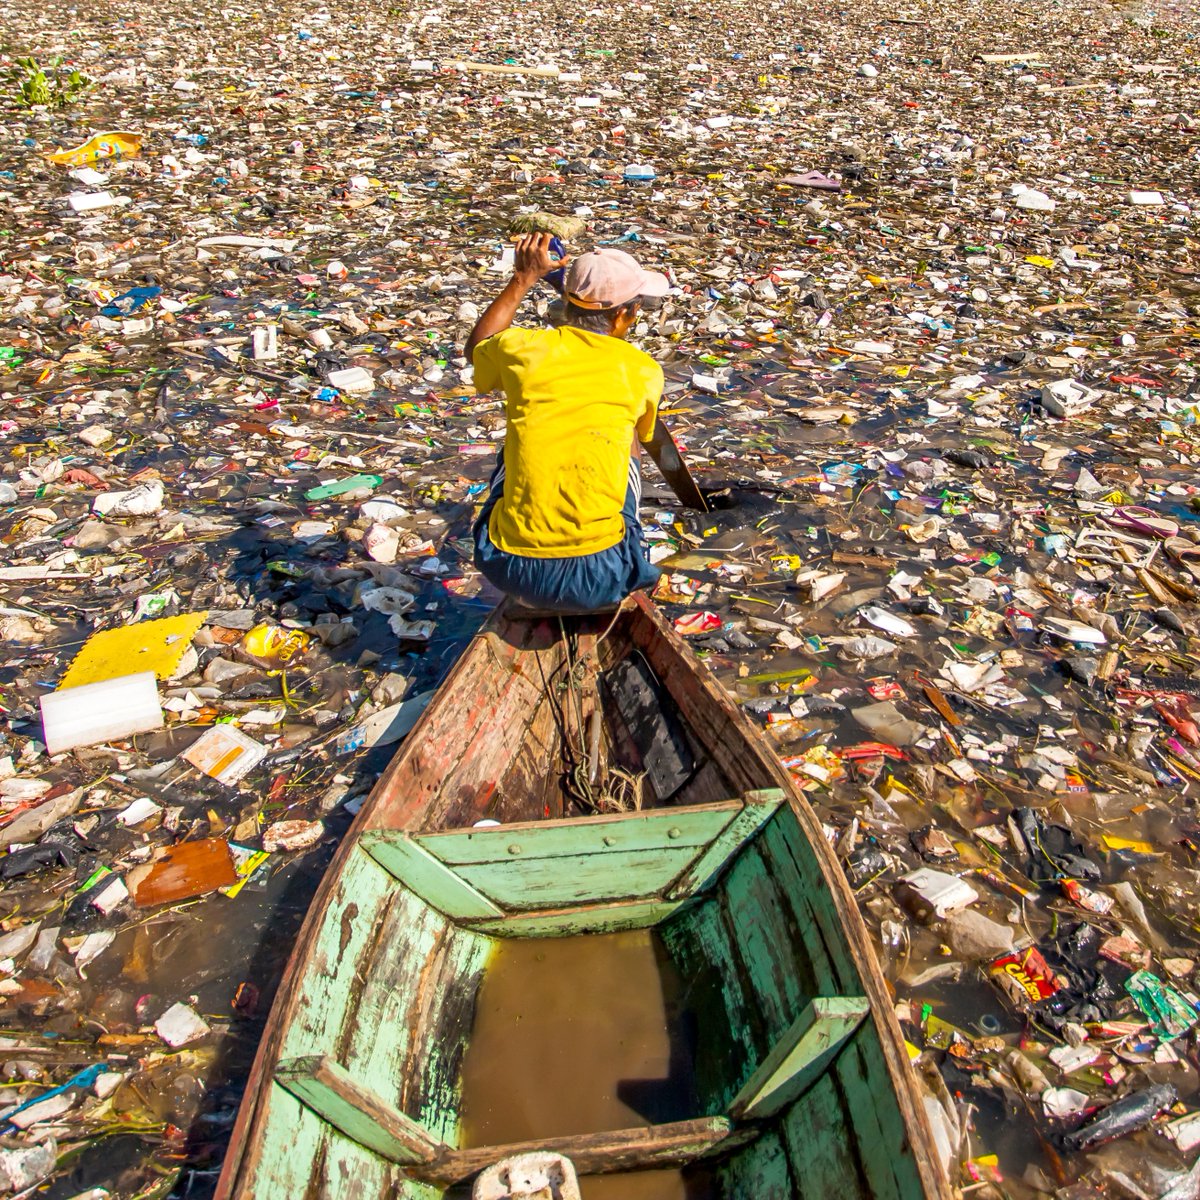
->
[473,325,662,558]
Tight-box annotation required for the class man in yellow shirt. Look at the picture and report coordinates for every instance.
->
[465,234,669,612]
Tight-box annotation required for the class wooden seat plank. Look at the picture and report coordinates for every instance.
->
[408,1116,740,1186]
[729,997,870,1121]
[275,1055,445,1164]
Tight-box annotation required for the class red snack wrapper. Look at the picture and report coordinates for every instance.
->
[988,944,1064,1010]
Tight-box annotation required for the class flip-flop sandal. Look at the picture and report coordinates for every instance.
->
[1103,505,1179,539]
[1073,527,1158,567]
[783,171,843,191]
[1166,536,1200,583]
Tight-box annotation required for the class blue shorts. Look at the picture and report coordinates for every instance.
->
[473,449,661,613]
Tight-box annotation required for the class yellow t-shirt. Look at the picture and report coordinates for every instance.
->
[473,327,662,558]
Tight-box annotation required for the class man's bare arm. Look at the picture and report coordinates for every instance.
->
[464,232,568,360]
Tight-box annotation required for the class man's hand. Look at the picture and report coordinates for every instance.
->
[464,233,570,362]
[513,232,569,286]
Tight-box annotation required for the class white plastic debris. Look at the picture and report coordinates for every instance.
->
[40,672,164,755]
[325,366,374,393]
[0,921,40,971]
[69,930,115,973]
[473,1151,581,1200]
[0,1137,57,1190]
[252,324,279,360]
[897,868,979,918]
[90,875,129,916]
[1040,379,1100,418]
[363,524,400,564]
[262,819,326,853]
[92,479,165,517]
[117,797,162,826]
[340,691,435,751]
[1042,1087,1091,1119]
[67,191,129,212]
[8,1092,74,1129]
[155,1002,211,1047]
[859,606,916,638]
[1015,188,1055,212]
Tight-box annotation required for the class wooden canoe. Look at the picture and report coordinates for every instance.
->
[214,593,951,1199]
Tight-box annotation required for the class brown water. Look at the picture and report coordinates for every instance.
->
[459,930,715,1200]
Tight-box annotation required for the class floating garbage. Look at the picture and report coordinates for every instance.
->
[0,0,1196,1190]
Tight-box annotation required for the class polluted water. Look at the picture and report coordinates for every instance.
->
[459,931,710,1200]
[0,0,1196,1190]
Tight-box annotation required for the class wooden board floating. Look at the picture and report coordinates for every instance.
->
[215,595,952,1200]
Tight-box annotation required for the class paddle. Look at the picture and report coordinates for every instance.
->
[643,416,708,512]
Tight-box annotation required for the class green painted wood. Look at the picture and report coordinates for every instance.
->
[276,1054,445,1164]
[245,1082,438,1199]
[719,842,813,1040]
[457,846,702,910]
[340,887,492,1145]
[254,1094,441,1195]
[780,1069,869,1199]
[729,996,869,1120]
[831,1033,923,1200]
[278,851,398,1065]
[660,896,758,1111]
[397,925,491,1145]
[468,898,681,938]
[666,791,784,900]
[414,801,740,865]
[361,834,503,919]
[242,1087,340,1197]
[758,817,857,991]
[718,1128,796,1199]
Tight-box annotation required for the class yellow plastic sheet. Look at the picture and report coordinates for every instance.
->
[59,612,208,689]
[45,131,143,167]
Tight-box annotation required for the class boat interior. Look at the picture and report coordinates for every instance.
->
[231,602,932,1198]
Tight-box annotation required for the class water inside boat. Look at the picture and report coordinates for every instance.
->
[459,930,716,1198]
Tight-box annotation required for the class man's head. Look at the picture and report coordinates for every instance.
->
[561,248,669,339]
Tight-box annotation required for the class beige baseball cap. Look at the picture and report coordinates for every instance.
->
[564,248,670,310]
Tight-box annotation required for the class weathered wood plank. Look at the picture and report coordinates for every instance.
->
[831,1035,921,1200]
[780,1069,869,1199]
[242,1086,337,1197]
[275,1055,445,1164]
[719,842,813,1039]
[278,851,397,1065]
[755,819,849,992]
[660,896,758,1111]
[361,834,504,919]
[398,924,491,1144]
[601,652,695,798]
[415,801,740,865]
[718,1128,796,1199]
[410,1117,736,1186]
[339,887,491,1145]
[468,897,680,938]
[457,846,702,910]
[729,997,869,1120]
[666,790,784,899]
